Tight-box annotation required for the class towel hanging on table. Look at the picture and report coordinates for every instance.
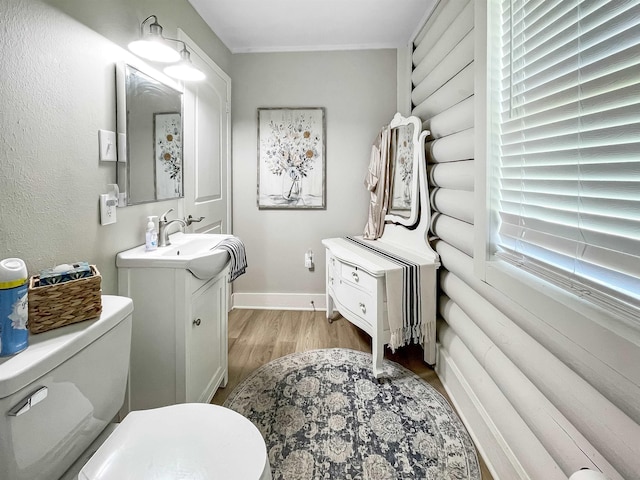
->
[345,236,433,352]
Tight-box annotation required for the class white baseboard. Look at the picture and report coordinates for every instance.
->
[231,292,327,311]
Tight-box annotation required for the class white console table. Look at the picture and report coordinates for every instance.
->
[323,236,438,377]
[322,113,439,377]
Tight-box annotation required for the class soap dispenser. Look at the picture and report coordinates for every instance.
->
[145,216,158,251]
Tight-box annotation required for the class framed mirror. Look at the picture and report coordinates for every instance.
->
[116,62,184,205]
[385,113,423,227]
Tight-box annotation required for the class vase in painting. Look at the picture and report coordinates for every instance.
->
[282,167,302,202]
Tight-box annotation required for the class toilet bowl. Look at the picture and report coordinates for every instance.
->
[0,295,270,480]
[78,403,271,480]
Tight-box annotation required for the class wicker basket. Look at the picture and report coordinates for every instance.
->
[28,265,102,334]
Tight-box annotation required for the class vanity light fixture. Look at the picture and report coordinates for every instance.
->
[128,15,181,63]
[163,43,206,82]
[128,15,205,82]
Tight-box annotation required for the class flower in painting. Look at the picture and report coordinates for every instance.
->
[261,112,321,180]
[156,115,182,181]
[393,126,414,206]
[396,129,413,184]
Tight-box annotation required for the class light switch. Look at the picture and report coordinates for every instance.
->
[99,129,117,162]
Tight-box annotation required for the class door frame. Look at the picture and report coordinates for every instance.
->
[177,29,232,233]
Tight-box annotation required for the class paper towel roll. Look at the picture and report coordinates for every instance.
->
[569,469,607,480]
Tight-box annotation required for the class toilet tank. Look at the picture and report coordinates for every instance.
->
[0,295,133,480]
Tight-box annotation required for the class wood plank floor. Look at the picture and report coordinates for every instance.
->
[212,308,494,480]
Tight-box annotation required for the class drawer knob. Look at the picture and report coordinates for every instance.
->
[352,271,359,282]
[359,302,366,314]
[193,318,202,327]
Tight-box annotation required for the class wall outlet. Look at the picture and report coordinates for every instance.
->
[100,194,117,225]
[305,249,314,269]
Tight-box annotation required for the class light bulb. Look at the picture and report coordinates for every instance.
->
[128,39,181,63]
[163,47,205,81]
[164,63,206,81]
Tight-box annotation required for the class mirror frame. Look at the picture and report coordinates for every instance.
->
[385,113,424,227]
[115,61,184,206]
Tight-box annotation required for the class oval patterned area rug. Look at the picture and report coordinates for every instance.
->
[224,348,480,480]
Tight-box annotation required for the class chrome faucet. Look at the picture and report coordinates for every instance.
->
[158,208,187,247]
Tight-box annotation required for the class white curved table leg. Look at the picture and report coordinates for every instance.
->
[326,291,335,323]
[372,281,386,378]
[372,338,384,378]
[326,253,335,324]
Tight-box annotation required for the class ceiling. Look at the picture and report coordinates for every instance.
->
[187,0,437,53]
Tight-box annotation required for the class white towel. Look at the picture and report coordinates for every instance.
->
[217,237,247,282]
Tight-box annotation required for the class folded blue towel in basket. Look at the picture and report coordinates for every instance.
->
[217,237,247,282]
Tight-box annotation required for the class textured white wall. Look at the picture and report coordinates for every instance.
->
[230,50,397,298]
[1,1,395,303]
[0,0,231,294]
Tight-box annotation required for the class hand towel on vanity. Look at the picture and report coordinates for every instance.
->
[216,237,247,282]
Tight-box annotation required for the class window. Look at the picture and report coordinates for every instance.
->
[489,0,640,319]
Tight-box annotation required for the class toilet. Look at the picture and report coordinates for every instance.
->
[0,295,271,480]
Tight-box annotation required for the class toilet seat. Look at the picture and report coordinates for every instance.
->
[78,403,271,480]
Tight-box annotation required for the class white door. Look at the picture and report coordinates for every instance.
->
[180,31,231,234]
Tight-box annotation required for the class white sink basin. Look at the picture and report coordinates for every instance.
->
[116,232,232,280]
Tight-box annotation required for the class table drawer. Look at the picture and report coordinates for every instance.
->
[339,262,377,293]
[335,280,376,327]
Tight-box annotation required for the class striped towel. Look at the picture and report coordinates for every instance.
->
[217,237,247,282]
[345,236,424,351]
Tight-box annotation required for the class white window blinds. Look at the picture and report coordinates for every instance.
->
[495,0,640,315]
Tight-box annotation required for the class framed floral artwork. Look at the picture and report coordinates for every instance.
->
[154,112,183,200]
[257,107,326,209]
[389,122,415,212]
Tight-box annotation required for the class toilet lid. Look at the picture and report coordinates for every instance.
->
[78,404,271,480]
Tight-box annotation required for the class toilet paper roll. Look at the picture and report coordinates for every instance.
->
[568,469,607,480]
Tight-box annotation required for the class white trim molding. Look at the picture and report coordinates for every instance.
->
[231,292,327,311]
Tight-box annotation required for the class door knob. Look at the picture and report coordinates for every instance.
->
[186,215,205,226]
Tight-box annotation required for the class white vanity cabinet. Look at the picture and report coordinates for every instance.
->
[117,266,229,414]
